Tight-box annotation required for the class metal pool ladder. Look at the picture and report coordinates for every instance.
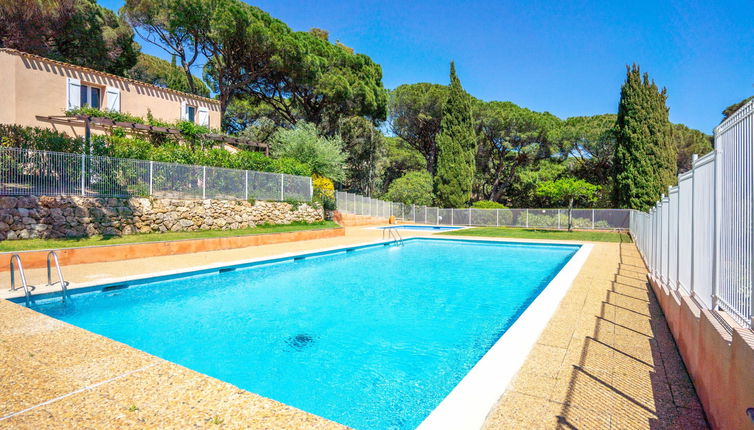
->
[382,226,404,246]
[46,250,69,302]
[9,254,32,307]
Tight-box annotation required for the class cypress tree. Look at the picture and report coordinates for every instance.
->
[434,62,476,207]
[613,64,676,210]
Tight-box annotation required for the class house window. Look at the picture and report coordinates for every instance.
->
[181,101,203,124]
[79,84,101,109]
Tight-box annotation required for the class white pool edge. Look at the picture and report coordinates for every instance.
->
[416,243,594,430]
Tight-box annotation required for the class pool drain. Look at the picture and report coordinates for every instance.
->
[286,333,315,350]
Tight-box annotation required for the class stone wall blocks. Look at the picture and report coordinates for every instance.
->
[0,195,323,241]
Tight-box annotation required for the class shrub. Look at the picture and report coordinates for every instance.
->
[383,171,434,206]
[0,124,83,153]
[312,174,335,200]
[471,200,507,209]
[270,123,346,181]
[312,174,336,211]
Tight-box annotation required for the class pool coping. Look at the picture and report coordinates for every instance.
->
[6,236,593,429]
[370,225,470,232]
[0,226,345,273]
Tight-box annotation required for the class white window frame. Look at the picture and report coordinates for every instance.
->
[181,101,197,123]
[79,84,102,109]
[68,79,103,110]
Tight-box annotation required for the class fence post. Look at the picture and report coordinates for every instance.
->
[80,153,85,196]
[713,146,722,310]
[279,173,284,201]
[676,182,682,291]
[557,209,561,229]
[451,209,454,226]
[592,209,595,229]
[526,209,529,228]
[149,160,154,196]
[244,171,248,200]
[469,208,471,226]
[690,154,697,296]
[202,166,207,199]
[496,209,499,227]
[425,206,428,224]
[413,204,416,223]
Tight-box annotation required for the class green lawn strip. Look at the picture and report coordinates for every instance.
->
[438,226,632,243]
[0,221,340,252]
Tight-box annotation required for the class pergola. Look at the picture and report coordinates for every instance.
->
[40,114,270,155]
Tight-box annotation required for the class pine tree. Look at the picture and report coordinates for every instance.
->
[434,62,476,207]
[613,64,676,210]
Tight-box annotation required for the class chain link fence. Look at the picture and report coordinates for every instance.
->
[0,147,312,201]
[334,191,631,230]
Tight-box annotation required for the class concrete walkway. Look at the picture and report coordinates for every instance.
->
[483,242,709,429]
[0,228,708,428]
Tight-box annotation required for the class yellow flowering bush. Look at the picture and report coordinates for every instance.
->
[312,174,335,199]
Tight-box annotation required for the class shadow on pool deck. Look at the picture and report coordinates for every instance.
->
[484,243,710,429]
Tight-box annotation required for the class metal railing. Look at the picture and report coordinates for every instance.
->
[335,191,631,230]
[0,147,312,201]
[630,100,754,330]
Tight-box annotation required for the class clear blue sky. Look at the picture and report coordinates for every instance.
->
[103,0,753,133]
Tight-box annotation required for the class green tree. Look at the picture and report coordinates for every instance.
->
[122,0,205,95]
[249,30,388,134]
[0,0,139,76]
[338,116,386,196]
[270,122,346,181]
[613,64,676,210]
[388,83,448,175]
[670,123,712,173]
[722,95,753,120]
[201,0,289,118]
[434,62,476,208]
[536,178,599,231]
[509,159,567,207]
[475,100,559,203]
[381,137,425,193]
[126,53,210,96]
[383,171,434,206]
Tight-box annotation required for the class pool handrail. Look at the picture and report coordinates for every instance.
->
[9,254,31,307]
[46,250,69,303]
[381,226,404,246]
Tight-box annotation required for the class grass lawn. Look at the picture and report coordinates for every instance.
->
[439,226,632,243]
[0,221,340,252]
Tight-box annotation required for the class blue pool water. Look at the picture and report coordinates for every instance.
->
[32,238,578,429]
[377,225,463,231]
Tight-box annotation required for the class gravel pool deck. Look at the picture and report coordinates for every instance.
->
[482,242,709,429]
[0,228,708,429]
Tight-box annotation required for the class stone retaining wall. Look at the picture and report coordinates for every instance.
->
[0,196,323,240]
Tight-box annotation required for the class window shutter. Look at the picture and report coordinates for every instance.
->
[180,101,187,121]
[105,87,120,112]
[67,78,81,110]
[198,107,209,127]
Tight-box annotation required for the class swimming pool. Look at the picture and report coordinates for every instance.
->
[27,238,581,429]
[376,225,465,232]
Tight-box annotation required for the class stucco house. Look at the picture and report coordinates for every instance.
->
[0,48,221,138]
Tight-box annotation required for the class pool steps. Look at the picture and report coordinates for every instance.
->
[9,250,69,306]
[380,226,404,246]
